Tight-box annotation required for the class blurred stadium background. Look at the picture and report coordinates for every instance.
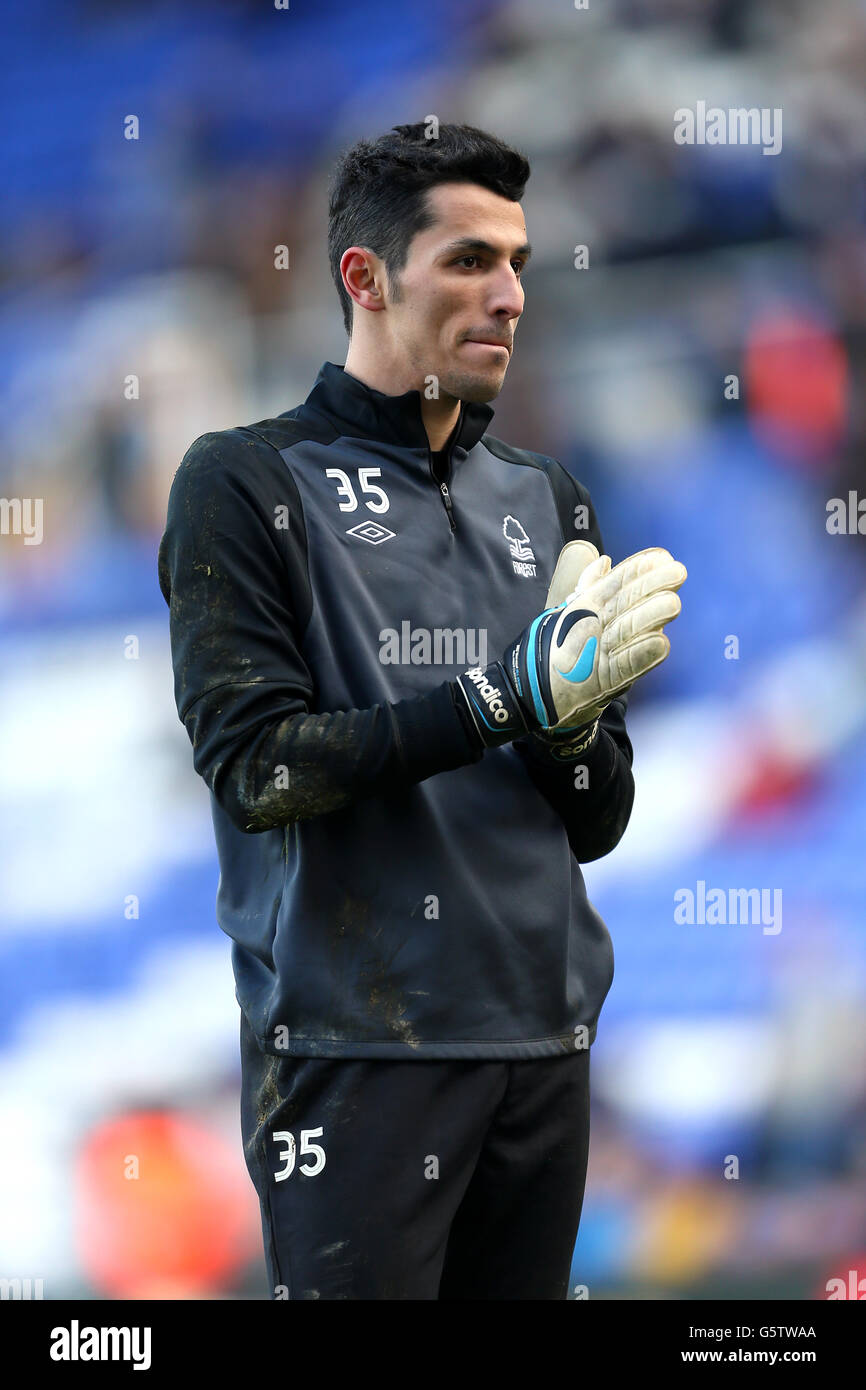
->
[2,0,865,1300]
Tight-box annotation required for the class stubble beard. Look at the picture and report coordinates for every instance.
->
[437,361,508,406]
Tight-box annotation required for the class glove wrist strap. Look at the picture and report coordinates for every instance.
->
[455,661,529,747]
[533,716,601,761]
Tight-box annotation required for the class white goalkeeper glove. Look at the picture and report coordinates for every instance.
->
[536,539,686,744]
[456,541,686,751]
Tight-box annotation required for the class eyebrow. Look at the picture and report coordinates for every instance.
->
[438,237,533,263]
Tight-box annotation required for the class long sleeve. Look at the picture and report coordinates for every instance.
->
[510,463,636,862]
[512,695,634,861]
[157,430,482,834]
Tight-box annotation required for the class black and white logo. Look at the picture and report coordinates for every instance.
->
[463,667,511,724]
[503,515,536,577]
[346,520,396,545]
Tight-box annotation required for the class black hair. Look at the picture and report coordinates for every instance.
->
[327,121,530,337]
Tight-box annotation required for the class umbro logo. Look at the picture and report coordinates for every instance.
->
[346,520,396,545]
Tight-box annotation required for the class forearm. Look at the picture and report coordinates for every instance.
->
[512,696,635,861]
[185,677,482,833]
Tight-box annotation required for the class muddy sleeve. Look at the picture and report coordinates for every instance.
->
[157,431,483,834]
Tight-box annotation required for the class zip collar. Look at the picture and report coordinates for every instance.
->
[302,360,495,456]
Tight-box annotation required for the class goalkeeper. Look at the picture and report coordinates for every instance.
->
[158,121,686,1301]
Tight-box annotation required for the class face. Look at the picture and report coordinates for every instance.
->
[367,182,529,404]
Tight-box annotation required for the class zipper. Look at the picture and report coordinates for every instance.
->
[427,444,457,533]
[439,479,456,531]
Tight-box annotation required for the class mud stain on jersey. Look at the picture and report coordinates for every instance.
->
[255,1051,283,1129]
[330,891,421,1050]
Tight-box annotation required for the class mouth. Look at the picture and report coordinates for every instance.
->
[464,338,511,353]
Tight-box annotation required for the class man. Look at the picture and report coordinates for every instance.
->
[158,122,685,1300]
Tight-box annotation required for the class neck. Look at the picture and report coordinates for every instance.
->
[343,341,461,452]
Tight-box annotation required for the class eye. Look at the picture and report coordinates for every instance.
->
[455,255,526,276]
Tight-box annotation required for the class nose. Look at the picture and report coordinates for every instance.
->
[487,264,524,324]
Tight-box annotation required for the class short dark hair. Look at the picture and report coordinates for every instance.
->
[327,122,531,337]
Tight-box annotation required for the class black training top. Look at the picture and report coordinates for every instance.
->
[157,361,635,1058]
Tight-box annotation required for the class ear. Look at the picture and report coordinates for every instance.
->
[340,246,385,315]
[545,540,600,608]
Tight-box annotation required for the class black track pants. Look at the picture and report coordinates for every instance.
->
[239,1013,591,1300]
